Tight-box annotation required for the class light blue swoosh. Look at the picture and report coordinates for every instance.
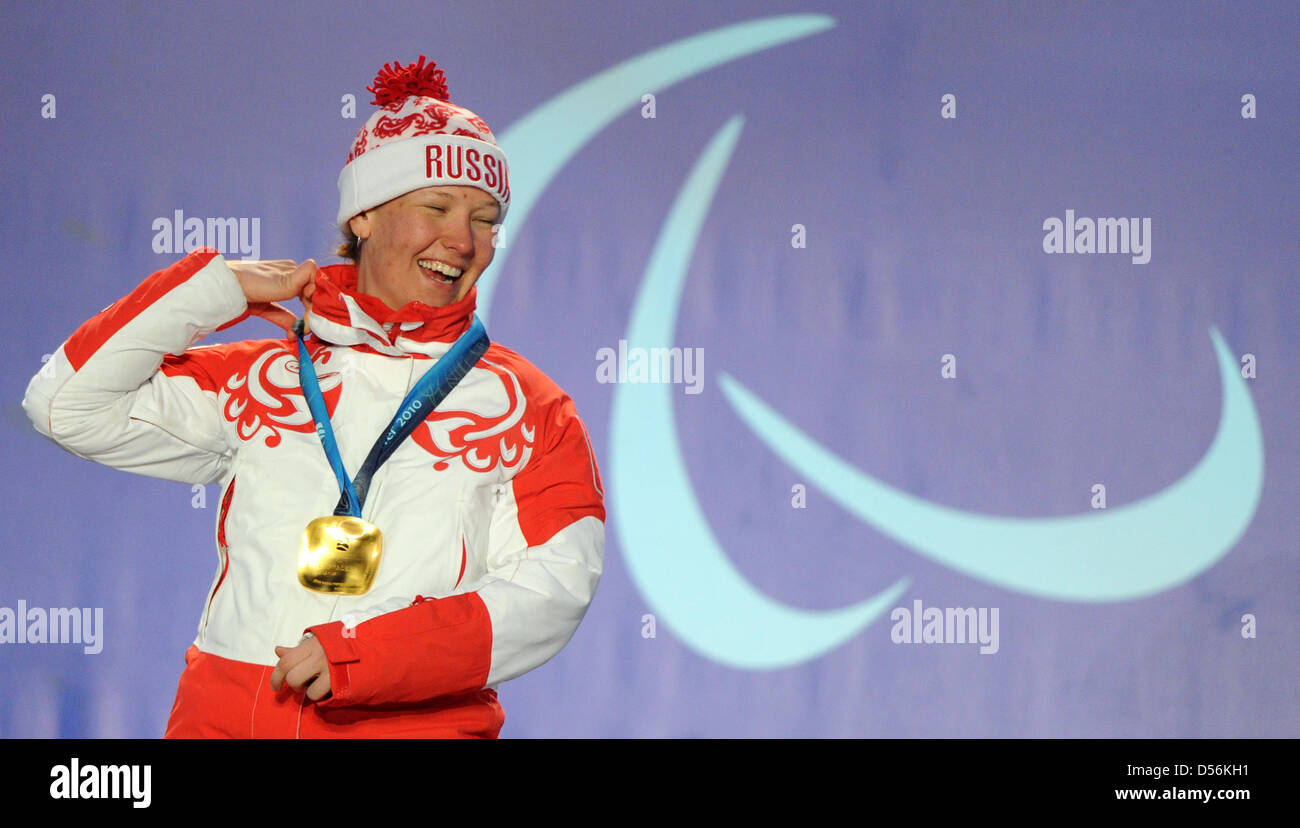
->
[611,117,909,670]
[718,332,1265,602]
[479,13,836,324]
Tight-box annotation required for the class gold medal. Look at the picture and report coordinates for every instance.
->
[298,515,383,595]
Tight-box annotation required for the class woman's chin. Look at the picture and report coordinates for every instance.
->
[417,272,474,307]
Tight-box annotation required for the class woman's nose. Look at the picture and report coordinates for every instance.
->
[441,216,474,255]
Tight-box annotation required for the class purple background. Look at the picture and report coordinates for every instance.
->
[1,1,1297,737]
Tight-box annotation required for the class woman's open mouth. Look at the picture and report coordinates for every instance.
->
[418,259,463,285]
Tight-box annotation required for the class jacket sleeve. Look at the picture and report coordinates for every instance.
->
[22,248,248,484]
[307,394,605,707]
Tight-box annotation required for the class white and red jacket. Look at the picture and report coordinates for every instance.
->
[23,248,605,737]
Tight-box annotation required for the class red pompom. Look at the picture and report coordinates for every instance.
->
[367,55,449,106]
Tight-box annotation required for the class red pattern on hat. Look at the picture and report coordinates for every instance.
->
[347,125,369,164]
[372,101,455,140]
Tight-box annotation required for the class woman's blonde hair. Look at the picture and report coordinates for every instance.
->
[336,228,361,263]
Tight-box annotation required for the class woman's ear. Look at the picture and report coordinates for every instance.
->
[348,212,371,240]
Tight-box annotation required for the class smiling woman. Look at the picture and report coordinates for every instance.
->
[23,55,605,739]
[347,185,501,310]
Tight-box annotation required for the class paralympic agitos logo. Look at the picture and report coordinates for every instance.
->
[476,15,1265,670]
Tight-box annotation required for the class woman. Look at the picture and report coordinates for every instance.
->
[23,57,605,738]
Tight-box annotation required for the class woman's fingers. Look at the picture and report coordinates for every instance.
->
[247,302,298,334]
[299,274,317,309]
[229,258,316,304]
[288,259,317,293]
[269,637,331,698]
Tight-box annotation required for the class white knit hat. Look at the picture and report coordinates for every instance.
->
[336,56,510,231]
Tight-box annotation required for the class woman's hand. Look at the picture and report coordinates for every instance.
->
[226,259,317,334]
[271,633,332,701]
[229,258,316,303]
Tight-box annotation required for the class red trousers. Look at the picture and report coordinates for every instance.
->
[164,645,505,738]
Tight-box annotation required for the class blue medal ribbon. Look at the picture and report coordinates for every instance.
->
[293,314,489,518]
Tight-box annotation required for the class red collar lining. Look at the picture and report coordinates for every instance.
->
[312,263,476,344]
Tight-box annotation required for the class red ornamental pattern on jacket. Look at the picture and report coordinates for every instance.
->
[220,342,342,447]
[412,359,535,473]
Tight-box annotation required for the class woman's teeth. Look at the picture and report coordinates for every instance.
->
[419,260,462,284]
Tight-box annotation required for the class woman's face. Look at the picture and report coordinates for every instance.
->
[349,185,500,310]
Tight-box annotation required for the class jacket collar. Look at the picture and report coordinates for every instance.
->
[305,263,477,356]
